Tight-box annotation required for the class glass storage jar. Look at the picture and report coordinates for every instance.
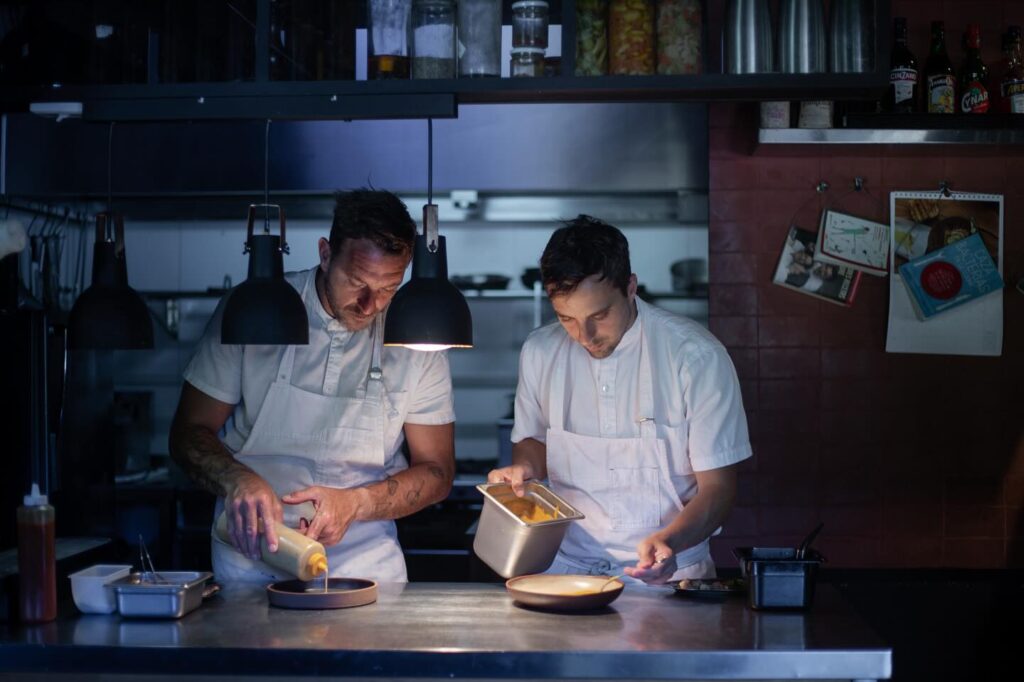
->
[512,1,549,49]
[457,0,502,77]
[656,0,701,74]
[575,0,609,75]
[412,0,456,78]
[368,0,413,79]
[510,47,545,77]
[609,0,655,75]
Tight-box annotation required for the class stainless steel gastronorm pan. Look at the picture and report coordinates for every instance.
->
[110,571,214,618]
[473,482,584,578]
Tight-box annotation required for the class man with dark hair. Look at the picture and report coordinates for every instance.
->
[489,215,751,585]
[170,189,455,583]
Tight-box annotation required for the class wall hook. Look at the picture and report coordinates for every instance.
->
[939,180,951,197]
[853,177,864,192]
[816,181,829,193]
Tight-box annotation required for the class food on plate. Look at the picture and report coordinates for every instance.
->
[677,577,744,592]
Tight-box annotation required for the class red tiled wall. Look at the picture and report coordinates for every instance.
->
[707,0,1024,568]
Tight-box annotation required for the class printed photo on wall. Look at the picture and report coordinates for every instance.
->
[772,225,861,306]
[886,191,1004,356]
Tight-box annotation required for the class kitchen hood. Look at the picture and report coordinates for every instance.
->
[3,103,708,219]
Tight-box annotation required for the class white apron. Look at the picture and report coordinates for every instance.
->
[211,274,407,583]
[544,306,715,584]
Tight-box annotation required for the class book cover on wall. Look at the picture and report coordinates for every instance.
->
[885,191,1004,356]
[814,209,890,276]
[772,226,862,306]
[898,233,1003,319]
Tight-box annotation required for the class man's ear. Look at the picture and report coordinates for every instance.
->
[626,273,638,299]
[318,238,332,272]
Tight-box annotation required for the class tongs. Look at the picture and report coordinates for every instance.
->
[139,534,170,584]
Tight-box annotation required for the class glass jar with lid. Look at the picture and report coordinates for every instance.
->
[368,0,413,79]
[609,0,655,75]
[656,0,701,74]
[575,0,609,76]
[412,0,456,78]
[510,47,545,77]
[457,0,502,77]
[512,1,549,49]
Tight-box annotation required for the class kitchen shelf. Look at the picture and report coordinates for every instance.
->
[758,127,1024,145]
[10,73,891,122]
[760,113,1024,145]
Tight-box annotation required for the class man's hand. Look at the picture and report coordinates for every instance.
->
[623,533,678,585]
[487,462,536,497]
[283,486,366,547]
[223,471,283,561]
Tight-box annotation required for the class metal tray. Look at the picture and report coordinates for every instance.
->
[110,571,215,619]
[473,482,584,578]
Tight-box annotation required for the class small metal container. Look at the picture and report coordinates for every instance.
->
[733,547,823,610]
[110,571,214,619]
[474,482,584,578]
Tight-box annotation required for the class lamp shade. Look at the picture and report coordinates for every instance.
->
[221,206,308,345]
[384,234,472,350]
[68,215,153,350]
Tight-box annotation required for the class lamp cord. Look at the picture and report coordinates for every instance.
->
[427,118,433,206]
[106,122,114,225]
[264,119,271,234]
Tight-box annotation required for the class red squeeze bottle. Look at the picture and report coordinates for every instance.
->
[17,484,56,623]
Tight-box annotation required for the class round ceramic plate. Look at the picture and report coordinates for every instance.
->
[505,574,624,611]
[267,578,378,609]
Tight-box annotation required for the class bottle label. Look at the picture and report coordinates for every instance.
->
[961,80,990,113]
[1002,79,1024,112]
[890,67,918,103]
[927,74,956,113]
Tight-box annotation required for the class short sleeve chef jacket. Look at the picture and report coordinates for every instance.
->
[183,267,455,458]
[512,299,750,496]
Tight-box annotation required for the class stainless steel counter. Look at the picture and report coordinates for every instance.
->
[0,583,890,680]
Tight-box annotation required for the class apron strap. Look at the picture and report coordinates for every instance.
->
[549,337,568,432]
[633,301,657,441]
[362,315,385,403]
[276,269,316,384]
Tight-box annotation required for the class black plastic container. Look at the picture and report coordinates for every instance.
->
[733,547,824,611]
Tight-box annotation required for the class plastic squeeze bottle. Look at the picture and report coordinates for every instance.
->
[17,483,56,623]
[214,512,328,581]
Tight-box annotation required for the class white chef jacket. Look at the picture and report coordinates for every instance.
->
[512,299,751,502]
[184,267,456,459]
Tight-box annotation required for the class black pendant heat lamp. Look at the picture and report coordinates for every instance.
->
[384,120,472,351]
[221,204,308,345]
[220,119,308,346]
[68,213,154,350]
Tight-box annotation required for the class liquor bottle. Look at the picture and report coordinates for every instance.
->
[884,17,918,112]
[1000,26,1024,113]
[959,23,990,113]
[925,21,956,113]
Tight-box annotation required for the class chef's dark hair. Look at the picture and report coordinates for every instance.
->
[329,188,416,258]
[540,215,631,297]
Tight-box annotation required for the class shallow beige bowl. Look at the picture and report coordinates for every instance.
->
[505,574,624,611]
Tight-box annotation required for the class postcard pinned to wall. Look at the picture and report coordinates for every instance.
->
[885,191,1004,356]
[815,210,890,276]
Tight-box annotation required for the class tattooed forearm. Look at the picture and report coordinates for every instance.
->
[357,462,453,522]
[169,423,253,497]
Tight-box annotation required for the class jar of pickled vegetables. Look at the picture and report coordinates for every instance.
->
[575,0,608,76]
[656,0,701,75]
[609,0,654,75]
